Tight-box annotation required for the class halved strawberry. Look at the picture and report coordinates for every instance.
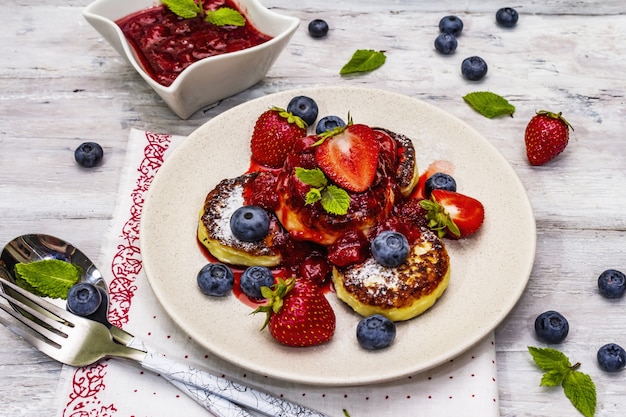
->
[419,189,485,239]
[314,124,380,193]
[413,160,455,200]
[250,107,307,168]
[254,278,335,347]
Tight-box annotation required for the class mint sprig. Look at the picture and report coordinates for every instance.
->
[528,346,596,417]
[162,0,245,26]
[14,259,82,299]
[295,167,350,215]
[463,91,515,118]
[340,49,386,75]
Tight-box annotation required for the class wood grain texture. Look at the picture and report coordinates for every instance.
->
[1,1,626,416]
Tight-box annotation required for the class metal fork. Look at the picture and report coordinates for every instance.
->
[0,277,327,417]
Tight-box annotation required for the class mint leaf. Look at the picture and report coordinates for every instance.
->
[321,185,351,215]
[528,346,571,371]
[463,91,515,118]
[14,259,82,299]
[563,371,596,417]
[162,0,203,19]
[340,50,386,75]
[295,167,327,188]
[206,7,245,26]
[528,346,597,417]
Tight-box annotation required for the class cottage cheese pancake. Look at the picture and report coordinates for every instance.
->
[332,228,450,322]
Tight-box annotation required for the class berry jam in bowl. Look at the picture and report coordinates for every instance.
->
[83,0,299,119]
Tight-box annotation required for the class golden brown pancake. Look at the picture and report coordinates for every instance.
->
[198,173,283,267]
[332,228,450,322]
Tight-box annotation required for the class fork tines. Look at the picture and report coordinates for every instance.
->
[0,277,75,350]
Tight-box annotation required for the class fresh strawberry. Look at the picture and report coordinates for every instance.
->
[413,160,455,200]
[524,110,573,166]
[250,107,307,168]
[419,189,485,239]
[314,123,381,193]
[254,277,335,347]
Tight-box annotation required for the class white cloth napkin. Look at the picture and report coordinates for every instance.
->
[55,129,500,417]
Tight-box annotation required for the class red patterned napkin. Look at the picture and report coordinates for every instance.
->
[54,129,500,417]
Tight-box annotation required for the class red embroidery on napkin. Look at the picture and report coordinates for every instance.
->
[62,132,172,417]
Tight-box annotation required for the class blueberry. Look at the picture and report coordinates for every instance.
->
[308,19,329,38]
[461,56,488,81]
[287,96,319,127]
[424,172,457,197]
[315,115,345,134]
[597,343,626,372]
[434,33,458,55]
[534,310,569,343]
[66,282,102,317]
[598,269,626,299]
[197,263,234,297]
[75,142,104,168]
[496,7,519,28]
[230,205,270,242]
[371,231,410,267]
[356,314,396,350]
[240,266,274,299]
[439,15,463,37]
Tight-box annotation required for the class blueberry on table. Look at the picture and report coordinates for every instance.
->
[371,230,409,267]
[496,7,519,28]
[197,263,234,297]
[240,266,275,299]
[315,115,346,134]
[534,310,569,343]
[597,269,625,299]
[230,205,270,242]
[438,15,463,37]
[287,96,319,126]
[461,56,488,81]
[424,172,457,197]
[356,314,396,350]
[66,282,102,316]
[597,343,626,372]
[75,142,104,168]
[434,33,458,55]
[308,19,329,38]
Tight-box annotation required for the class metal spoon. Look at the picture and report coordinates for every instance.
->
[0,234,252,417]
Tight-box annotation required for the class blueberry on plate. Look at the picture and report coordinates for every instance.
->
[66,282,102,316]
[597,343,626,372]
[434,33,458,55]
[308,19,329,38]
[371,230,410,268]
[315,115,345,134]
[534,310,569,343]
[461,56,488,81]
[287,95,319,127]
[240,266,275,299]
[197,263,234,297]
[597,269,626,299]
[356,314,396,350]
[424,172,457,197]
[230,205,270,242]
[75,142,104,168]
[496,7,519,28]
[438,15,463,37]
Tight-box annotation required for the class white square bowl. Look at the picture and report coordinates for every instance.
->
[83,0,299,119]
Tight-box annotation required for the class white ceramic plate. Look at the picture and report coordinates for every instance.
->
[141,86,536,386]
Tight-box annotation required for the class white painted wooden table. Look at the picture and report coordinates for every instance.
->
[1,1,625,416]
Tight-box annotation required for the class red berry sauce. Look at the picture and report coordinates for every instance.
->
[116,0,273,87]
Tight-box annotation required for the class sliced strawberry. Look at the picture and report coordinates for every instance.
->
[419,189,484,239]
[254,278,335,347]
[250,107,307,168]
[314,124,380,193]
